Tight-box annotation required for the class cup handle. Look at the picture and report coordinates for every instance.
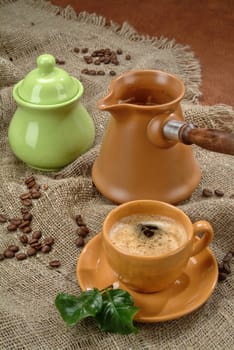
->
[191,220,214,256]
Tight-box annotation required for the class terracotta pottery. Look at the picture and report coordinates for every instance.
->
[101,200,214,293]
[92,70,200,204]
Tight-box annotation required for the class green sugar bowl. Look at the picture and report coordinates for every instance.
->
[8,54,95,171]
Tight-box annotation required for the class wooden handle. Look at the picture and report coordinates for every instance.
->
[180,124,234,155]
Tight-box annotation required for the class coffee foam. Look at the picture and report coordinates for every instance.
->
[109,214,187,256]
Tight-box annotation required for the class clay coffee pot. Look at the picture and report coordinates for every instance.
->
[92,70,234,204]
[8,54,95,171]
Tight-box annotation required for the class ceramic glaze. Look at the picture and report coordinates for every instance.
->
[92,70,201,204]
[8,54,95,171]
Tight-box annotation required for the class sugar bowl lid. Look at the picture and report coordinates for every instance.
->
[15,54,80,105]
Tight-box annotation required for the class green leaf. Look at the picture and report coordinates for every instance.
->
[55,289,102,326]
[96,289,139,334]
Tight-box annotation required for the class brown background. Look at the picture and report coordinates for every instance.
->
[51,0,234,108]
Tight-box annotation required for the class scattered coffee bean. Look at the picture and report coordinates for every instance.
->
[8,245,19,253]
[31,242,42,250]
[55,58,65,65]
[214,189,224,197]
[43,237,54,246]
[21,207,29,215]
[223,252,232,263]
[125,54,131,60]
[94,59,101,65]
[75,237,85,247]
[49,260,61,268]
[41,245,51,253]
[109,70,116,76]
[218,272,227,281]
[78,226,89,236]
[31,191,41,199]
[223,262,231,274]
[81,48,89,53]
[7,223,17,232]
[15,253,27,261]
[81,68,89,74]
[4,249,15,258]
[97,70,105,76]
[28,238,38,246]
[0,214,7,223]
[19,234,28,244]
[23,213,33,221]
[84,55,93,64]
[25,175,35,185]
[75,215,84,226]
[22,226,32,234]
[10,218,22,226]
[32,231,42,240]
[22,198,32,207]
[73,47,80,53]
[202,188,213,197]
[0,254,5,261]
[20,192,32,200]
[27,247,37,256]
[116,48,123,55]
[19,220,31,229]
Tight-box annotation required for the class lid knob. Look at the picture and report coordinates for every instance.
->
[37,54,55,74]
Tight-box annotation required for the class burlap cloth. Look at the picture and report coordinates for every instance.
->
[0,1,233,349]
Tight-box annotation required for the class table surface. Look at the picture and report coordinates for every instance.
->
[51,0,234,108]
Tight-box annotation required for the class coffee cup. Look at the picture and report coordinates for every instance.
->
[102,200,214,293]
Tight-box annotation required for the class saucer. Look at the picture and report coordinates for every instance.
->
[76,233,218,323]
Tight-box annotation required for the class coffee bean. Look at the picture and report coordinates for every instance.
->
[116,49,123,55]
[214,189,224,197]
[94,59,101,65]
[32,231,42,240]
[0,254,4,261]
[74,47,80,53]
[84,55,93,64]
[7,223,17,232]
[23,213,33,221]
[0,214,7,223]
[8,245,19,253]
[218,262,224,271]
[223,252,232,263]
[27,180,36,189]
[109,70,116,76]
[22,199,32,207]
[28,238,38,245]
[43,237,54,246]
[75,237,85,247]
[15,253,27,261]
[30,184,41,191]
[78,226,89,236]
[218,272,227,281]
[49,260,61,268]
[75,215,84,226]
[22,226,32,234]
[81,68,89,74]
[27,247,37,256]
[21,207,29,215]
[19,234,28,244]
[19,220,31,229]
[4,249,15,258]
[10,218,22,226]
[25,175,35,185]
[202,188,213,197]
[97,70,105,75]
[31,242,42,250]
[31,191,41,199]
[41,245,51,253]
[81,48,88,53]
[125,54,131,60]
[56,58,65,65]
[20,192,32,200]
[89,70,97,75]
[223,262,231,274]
